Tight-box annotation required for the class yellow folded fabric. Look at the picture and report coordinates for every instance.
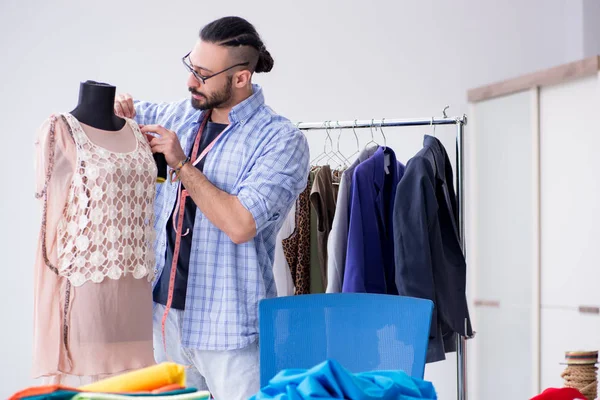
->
[79,362,186,392]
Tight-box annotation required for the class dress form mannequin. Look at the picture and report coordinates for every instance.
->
[70,81,126,131]
[70,80,167,181]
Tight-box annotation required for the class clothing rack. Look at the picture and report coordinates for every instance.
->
[296,113,471,400]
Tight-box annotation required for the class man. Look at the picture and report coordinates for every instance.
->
[114,16,309,400]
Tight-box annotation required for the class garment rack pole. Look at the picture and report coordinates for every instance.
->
[296,114,470,400]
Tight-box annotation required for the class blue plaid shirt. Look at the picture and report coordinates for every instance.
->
[134,85,310,350]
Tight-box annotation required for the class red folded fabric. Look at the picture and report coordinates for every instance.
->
[530,387,586,400]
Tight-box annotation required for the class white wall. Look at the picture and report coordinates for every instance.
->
[0,0,591,398]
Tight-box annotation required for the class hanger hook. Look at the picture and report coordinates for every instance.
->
[353,119,360,151]
[370,119,375,141]
[336,120,344,152]
[442,105,449,119]
[380,118,387,146]
[431,116,437,137]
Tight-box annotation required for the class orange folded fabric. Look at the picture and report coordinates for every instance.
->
[152,384,185,394]
[9,384,80,400]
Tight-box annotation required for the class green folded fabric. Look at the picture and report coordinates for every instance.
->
[72,391,210,400]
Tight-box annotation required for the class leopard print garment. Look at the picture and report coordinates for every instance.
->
[282,175,311,295]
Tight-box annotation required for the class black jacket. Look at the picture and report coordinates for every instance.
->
[393,135,473,363]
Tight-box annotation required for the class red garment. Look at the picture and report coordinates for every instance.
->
[530,387,586,400]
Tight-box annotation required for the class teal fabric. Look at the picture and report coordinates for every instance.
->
[22,390,80,400]
[251,360,437,400]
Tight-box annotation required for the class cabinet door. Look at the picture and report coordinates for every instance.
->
[540,75,600,308]
[468,89,538,399]
[540,307,600,390]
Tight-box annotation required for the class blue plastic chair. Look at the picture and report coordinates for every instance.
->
[258,293,433,386]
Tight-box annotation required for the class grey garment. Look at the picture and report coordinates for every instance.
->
[309,169,324,293]
[326,147,379,293]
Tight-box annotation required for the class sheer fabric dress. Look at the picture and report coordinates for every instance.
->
[33,113,157,385]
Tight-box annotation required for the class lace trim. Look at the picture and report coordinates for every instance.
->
[35,115,67,275]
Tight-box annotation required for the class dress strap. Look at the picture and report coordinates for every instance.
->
[126,117,145,144]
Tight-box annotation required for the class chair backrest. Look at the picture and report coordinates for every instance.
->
[258,293,433,386]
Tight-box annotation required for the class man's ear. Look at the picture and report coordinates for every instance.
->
[234,70,252,88]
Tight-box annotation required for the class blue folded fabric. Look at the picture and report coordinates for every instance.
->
[251,360,437,400]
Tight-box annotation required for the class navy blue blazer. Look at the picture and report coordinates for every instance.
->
[343,147,405,294]
[393,135,473,363]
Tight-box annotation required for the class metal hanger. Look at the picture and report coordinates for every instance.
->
[311,121,346,167]
[343,119,361,161]
[363,119,380,150]
[379,118,387,146]
[332,121,353,168]
[323,121,349,168]
[310,121,332,165]
[431,106,449,138]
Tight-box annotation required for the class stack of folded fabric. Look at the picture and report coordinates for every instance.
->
[10,363,210,400]
[250,359,437,400]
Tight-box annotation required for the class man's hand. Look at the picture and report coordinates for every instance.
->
[140,125,187,169]
[115,93,136,119]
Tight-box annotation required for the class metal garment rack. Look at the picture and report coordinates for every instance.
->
[296,113,470,400]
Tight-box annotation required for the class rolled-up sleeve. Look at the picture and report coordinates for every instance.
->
[237,128,310,234]
[134,100,183,126]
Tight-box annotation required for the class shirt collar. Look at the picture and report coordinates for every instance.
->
[196,84,265,125]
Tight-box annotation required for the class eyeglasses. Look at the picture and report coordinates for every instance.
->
[182,51,250,84]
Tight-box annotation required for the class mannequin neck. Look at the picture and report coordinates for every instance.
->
[70,80,126,131]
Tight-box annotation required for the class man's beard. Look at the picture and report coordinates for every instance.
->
[190,78,233,111]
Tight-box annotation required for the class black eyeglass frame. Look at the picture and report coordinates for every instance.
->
[182,51,250,84]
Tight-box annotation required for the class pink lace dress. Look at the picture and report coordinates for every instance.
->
[33,113,157,385]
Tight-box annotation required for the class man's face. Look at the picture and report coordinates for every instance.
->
[186,40,234,111]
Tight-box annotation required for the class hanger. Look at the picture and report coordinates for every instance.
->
[431,106,450,138]
[379,118,387,147]
[323,121,349,169]
[311,121,347,168]
[380,118,391,174]
[333,121,353,168]
[363,119,380,150]
[343,119,361,162]
[310,121,332,166]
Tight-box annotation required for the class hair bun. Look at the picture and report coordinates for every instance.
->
[256,47,274,73]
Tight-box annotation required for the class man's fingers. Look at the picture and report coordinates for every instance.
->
[115,102,125,118]
[122,99,134,118]
[150,143,168,154]
[143,133,156,143]
[115,94,135,118]
[140,124,171,137]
